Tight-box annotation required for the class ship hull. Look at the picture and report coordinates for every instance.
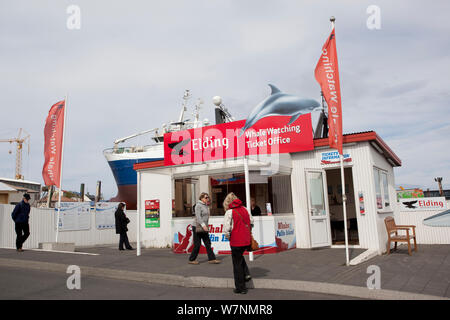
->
[104,145,163,209]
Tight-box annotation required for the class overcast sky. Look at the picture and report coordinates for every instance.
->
[0,0,449,198]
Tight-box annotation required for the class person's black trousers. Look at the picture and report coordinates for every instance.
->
[119,232,132,250]
[189,227,216,261]
[15,222,30,250]
[231,245,251,291]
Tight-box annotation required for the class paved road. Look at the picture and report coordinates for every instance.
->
[0,266,359,300]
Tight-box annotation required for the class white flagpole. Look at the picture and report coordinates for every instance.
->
[243,156,254,262]
[56,95,68,243]
[330,16,349,266]
[340,154,350,266]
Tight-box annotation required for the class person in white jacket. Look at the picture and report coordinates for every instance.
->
[188,192,221,265]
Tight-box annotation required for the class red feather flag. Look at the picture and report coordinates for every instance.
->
[42,100,65,187]
[315,27,343,155]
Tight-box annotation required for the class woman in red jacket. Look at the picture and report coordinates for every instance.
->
[223,193,254,294]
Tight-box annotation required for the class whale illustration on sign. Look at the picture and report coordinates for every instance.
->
[239,84,320,136]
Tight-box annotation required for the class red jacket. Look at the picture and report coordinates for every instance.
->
[229,199,251,247]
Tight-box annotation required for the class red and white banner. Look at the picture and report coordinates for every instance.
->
[315,27,343,155]
[164,113,314,166]
[42,100,65,187]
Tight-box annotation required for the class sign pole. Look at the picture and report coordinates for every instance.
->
[340,154,350,266]
[137,171,141,256]
[56,94,68,243]
[243,156,254,262]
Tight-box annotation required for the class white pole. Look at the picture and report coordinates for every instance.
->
[243,157,254,262]
[56,95,68,243]
[137,171,141,256]
[340,154,349,266]
[330,16,348,266]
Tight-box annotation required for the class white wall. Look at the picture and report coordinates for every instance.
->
[0,204,137,248]
[139,169,173,248]
[394,200,450,244]
[369,144,398,253]
[291,142,384,251]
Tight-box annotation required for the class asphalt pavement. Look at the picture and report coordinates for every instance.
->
[0,266,358,300]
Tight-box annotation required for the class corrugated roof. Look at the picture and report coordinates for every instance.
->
[0,182,16,192]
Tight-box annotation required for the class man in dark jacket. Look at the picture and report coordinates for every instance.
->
[11,193,31,252]
[114,202,133,251]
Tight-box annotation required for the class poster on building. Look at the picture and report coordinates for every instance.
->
[359,192,365,215]
[95,202,121,229]
[399,197,447,212]
[145,199,160,228]
[172,217,288,255]
[273,216,296,251]
[55,202,91,231]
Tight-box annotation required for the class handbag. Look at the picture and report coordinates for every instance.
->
[233,209,259,251]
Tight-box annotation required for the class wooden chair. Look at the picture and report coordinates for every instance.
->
[384,216,417,256]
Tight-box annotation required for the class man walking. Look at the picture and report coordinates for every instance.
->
[188,192,220,265]
[11,193,31,252]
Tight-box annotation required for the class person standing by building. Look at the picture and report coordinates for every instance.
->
[188,192,221,265]
[115,202,133,251]
[11,193,31,252]
[250,197,262,216]
[223,192,254,294]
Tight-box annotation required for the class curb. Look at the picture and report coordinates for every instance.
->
[0,258,446,300]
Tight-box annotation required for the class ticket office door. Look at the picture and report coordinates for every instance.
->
[306,170,332,248]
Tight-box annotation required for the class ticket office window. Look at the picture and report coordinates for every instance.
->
[209,172,293,216]
[173,178,198,217]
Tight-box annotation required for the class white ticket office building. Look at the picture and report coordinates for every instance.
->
[134,131,401,257]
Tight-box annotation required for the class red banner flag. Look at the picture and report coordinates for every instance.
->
[42,100,65,187]
[315,27,343,155]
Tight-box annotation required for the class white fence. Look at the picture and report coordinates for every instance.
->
[394,200,450,244]
[0,204,137,249]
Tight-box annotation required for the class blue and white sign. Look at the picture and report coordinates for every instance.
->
[321,151,351,164]
[95,202,120,229]
[55,202,91,231]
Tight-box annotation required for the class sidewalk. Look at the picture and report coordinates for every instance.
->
[0,244,449,299]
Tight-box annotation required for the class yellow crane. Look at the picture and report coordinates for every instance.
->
[0,128,30,180]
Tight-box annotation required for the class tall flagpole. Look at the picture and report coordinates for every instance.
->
[243,156,254,262]
[55,94,68,243]
[330,16,349,266]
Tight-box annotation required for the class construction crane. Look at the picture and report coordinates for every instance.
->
[0,128,30,180]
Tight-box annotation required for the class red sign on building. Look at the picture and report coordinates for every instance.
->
[164,113,314,166]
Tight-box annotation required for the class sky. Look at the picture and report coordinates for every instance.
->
[0,0,449,198]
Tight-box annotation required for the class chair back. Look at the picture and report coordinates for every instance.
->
[384,216,396,233]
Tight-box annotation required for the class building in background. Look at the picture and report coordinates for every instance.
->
[0,177,41,205]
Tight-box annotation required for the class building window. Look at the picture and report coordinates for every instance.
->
[373,167,391,211]
[173,178,197,217]
[208,172,293,216]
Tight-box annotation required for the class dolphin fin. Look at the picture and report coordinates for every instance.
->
[288,112,302,125]
[268,84,281,95]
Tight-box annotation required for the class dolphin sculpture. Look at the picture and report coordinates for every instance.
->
[240,84,320,136]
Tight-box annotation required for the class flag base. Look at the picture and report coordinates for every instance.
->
[38,242,75,252]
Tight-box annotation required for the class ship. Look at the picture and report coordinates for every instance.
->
[103,91,234,209]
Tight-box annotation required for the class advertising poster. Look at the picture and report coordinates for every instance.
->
[172,217,288,255]
[359,192,365,215]
[273,216,296,252]
[55,202,91,231]
[145,199,160,228]
[95,202,121,229]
